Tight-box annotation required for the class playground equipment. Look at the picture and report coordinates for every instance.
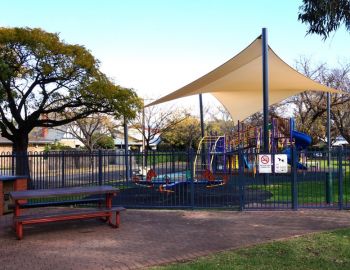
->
[132,168,226,193]
[133,117,311,193]
[194,118,312,176]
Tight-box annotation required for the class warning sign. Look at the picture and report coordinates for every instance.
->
[274,154,288,173]
[258,154,272,173]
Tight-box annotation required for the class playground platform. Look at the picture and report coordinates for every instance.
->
[1,209,350,269]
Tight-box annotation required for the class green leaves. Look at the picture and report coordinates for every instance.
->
[0,27,141,152]
[298,0,350,40]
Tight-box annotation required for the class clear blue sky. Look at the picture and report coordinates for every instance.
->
[1,0,350,104]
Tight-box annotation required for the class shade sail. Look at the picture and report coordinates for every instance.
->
[146,36,344,121]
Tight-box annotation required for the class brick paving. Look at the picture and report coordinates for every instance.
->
[1,209,350,270]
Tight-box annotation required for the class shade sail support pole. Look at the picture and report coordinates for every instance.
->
[199,94,205,138]
[199,93,206,169]
[262,28,269,153]
[123,115,130,182]
[326,92,333,203]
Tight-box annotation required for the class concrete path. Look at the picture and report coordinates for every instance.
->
[1,209,350,270]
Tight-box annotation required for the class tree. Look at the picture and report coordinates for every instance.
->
[329,64,350,143]
[161,117,201,150]
[132,105,189,166]
[298,0,350,40]
[93,133,115,149]
[291,58,350,145]
[59,114,116,151]
[132,106,189,151]
[0,27,141,173]
[206,105,236,135]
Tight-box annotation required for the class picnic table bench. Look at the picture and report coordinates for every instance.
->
[9,185,125,240]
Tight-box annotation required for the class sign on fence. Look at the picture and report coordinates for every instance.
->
[258,154,272,173]
[274,154,288,173]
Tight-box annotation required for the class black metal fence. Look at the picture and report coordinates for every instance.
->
[0,148,349,210]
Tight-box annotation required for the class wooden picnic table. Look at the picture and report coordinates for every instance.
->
[9,185,125,240]
[0,175,28,215]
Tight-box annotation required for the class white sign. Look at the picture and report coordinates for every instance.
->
[274,154,288,173]
[258,154,272,173]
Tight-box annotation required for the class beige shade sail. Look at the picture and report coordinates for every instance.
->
[146,36,344,121]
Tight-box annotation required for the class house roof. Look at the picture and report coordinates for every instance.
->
[113,128,161,146]
[0,127,63,145]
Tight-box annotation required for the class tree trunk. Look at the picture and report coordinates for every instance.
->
[12,133,30,176]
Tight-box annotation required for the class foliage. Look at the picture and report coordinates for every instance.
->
[291,58,350,145]
[44,142,73,152]
[153,228,350,270]
[93,133,115,149]
[298,0,350,40]
[0,27,141,154]
[161,117,201,150]
[132,105,189,151]
[206,105,236,135]
[58,114,117,151]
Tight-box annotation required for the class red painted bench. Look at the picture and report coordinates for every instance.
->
[9,186,125,240]
[14,206,125,240]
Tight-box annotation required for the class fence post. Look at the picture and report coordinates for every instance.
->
[98,150,103,186]
[291,146,298,210]
[189,148,195,209]
[61,151,65,188]
[152,151,156,171]
[125,149,129,183]
[129,152,133,184]
[238,149,245,211]
[11,152,15,175]
[338,147,344,210]
[172,150,176,173]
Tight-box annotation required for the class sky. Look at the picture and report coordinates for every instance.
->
[1,0,350,114]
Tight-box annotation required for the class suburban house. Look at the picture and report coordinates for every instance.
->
[113,128,161,151]
[0,127,84,153]
[0,126,161,153]
[333,136,349,146]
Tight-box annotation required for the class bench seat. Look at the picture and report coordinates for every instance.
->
[9,198,104,209]
[14,206,126,240]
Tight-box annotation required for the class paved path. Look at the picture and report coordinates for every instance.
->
[1,209,350,270]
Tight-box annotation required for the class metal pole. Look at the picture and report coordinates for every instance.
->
[291,146,298,210]
[199,94,206,169]
[142,103,145,169]
[327,93,331,153]
[326,92,333,203]
[262,28,269,153]
[123,116,130,182]
[338,147,343,210]
[199,94,205,138]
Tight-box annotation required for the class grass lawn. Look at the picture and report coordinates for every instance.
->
[248,173,350,204]
[153,228,350,270]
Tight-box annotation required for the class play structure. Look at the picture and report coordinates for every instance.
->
[132,117,312,193]
[194,117,312,176]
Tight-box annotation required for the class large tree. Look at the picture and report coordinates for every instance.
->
[161,117,201,150]
[291,58,350,145]
[298,0,350,40]
[0,27,141,173]
[59,114,115,151]
[132,105,189,166]
[132,105,189,151]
